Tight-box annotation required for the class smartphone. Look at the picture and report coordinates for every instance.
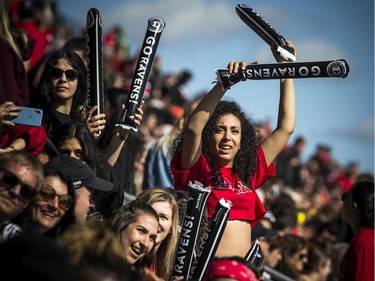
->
[9,106,43,127]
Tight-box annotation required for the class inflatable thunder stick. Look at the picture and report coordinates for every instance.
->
[116,17,165,131]
[171,181,211,281]
[216,59,350,90]
[86,7,104,116]
[190,198,232,281]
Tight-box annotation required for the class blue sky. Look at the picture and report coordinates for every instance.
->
[58,0,374,174]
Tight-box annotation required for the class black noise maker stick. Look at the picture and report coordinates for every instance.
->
[116,17,165,131]
[86,8,104,116]
[215,59,350,90]
[190,199,232,281]
[171,181,211,281]
[236,4,296,62]
[245,239,265,276]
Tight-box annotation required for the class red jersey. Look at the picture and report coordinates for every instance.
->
[338,228,374,281]
[171,145,275,226]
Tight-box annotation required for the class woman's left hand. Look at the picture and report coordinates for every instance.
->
[85,105,106,138]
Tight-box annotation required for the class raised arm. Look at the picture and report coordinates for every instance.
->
[261,40,296,166]
[104,102,144,167]
[181,62,246,170]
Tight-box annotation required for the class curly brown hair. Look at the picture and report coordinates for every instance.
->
[170,100,260,187]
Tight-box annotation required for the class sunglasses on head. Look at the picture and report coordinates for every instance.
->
[51,67,79,82]
[1,170,36,200]
[39,185,73,211]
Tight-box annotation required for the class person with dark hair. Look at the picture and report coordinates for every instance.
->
[276,233,309,280]
[36,137,60,164]
[106,199,159,270]
[44,155,114,224]
[62,37,88,67]
[170,40,296,258]
[51,122,122,218]
[30,50,105,137]
[50,107,144,213]
[338,180,374,281]
[300,244,332,281]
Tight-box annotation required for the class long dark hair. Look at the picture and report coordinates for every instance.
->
[51,122,105,176]
[32,50,88,121]
[170,100,259,186]
[51,122,117,218]
[351,180,374,228]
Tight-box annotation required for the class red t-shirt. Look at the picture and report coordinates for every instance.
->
[338,228,375,281]
[171,145,275,226]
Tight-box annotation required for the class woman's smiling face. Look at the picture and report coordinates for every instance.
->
[151,200,173,246]
[30,175,70,233]
[119,212,159,264]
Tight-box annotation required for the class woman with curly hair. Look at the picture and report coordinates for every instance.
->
[170,40,296,258]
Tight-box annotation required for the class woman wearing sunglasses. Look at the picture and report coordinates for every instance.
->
[4,168,76,240]
[30,50,105,139]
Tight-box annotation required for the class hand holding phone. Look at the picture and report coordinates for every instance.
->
[7,106,44,127]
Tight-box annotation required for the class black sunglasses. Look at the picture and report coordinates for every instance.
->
[1,170,36,200]
[51,67,79,82]
[39,185,73,211]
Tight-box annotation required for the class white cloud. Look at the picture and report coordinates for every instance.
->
[103,0,241,43]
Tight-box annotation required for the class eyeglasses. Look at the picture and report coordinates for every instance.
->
[0,170,36,200]
[51,67,79,82]
[39,185,73,211]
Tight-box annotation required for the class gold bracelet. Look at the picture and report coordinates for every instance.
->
[115,131,127,141]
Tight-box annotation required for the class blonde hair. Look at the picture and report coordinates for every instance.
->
[137,188,179,280]
[0,1,28,59]
[0,151,44,191]
[57,221,124,266]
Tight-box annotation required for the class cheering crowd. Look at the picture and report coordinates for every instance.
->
[0,1,374,281]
